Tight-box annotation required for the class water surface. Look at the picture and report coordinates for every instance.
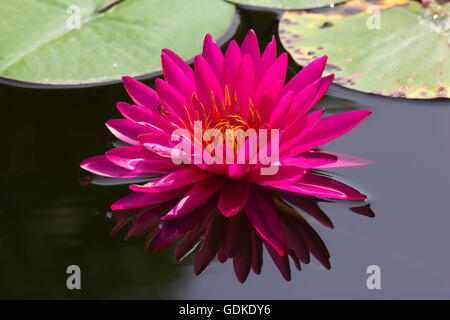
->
[0,6,449,299]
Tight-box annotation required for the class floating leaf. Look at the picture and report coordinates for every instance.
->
[279,0,449,99]
[227,0,346,10]
[0,0,235,86]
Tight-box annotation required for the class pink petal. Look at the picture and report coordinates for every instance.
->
[122,76,160,111]
[218,181,249,217]
[105,119,151,145]
[221,40,242,89]
[268,90,294,128]
[139,133,188,160]
[240,29,260,65]
[246,165,306,186]
[194,55,224,115]
[255,53,287,103]
[161,48,195,83]
[281,151,338,169]
[116,102,172,135]
[202,34,224,78]
[302,74,334,116]
[281,74,333,130]
[282,55,327,95]
[256,36,277,84]
[256,80,284,122]
[271,173,367,200]
[130,166,213,193]
[281,108,325,152]
[287,109,372,157]
[161,178,226,220]
[110,187,188,211]
[155,78,191,125]
[105,146,177,174]
[227,163,250,180]
[161,53,197,104]
[80,155,157,178]
[233,55,255,120]
[287,151,375,169]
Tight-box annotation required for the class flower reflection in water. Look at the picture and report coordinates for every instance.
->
[106,183,374,282]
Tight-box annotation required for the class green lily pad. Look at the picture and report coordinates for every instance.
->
[279,0,449,99]
[227,0,346,10]
[0,0,235,86]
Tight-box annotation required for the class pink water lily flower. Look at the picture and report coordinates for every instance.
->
[81,29,373,263]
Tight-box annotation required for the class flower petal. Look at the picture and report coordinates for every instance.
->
[105,145,177,173]
[221,40,242,89]
[161,178,226,220]
[218,181,250,217]
[282,55,327,95]
[246,165,306,186]
[281,74,333,130]
[202,34,224,78]
[139,132,187,160]
[255,53,287,103]
[122,76,160,111]
[268,90,294,128]
[161,53,197,104]
[80,155,157,178]
[233,55,255,120]
[161,48,195,83]
[287,109,372,157]
[283,151,374,169]
[116,102,172,135]
[130,166,213,193]
[105,119,151,145]
[240,29,260,65]
[194,55,224,115]
[155,78,192,126]
[271,173,367,200]
[256,36,277,84]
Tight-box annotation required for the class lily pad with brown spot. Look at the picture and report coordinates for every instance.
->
[227,0,347,10]
[279,0,449,99]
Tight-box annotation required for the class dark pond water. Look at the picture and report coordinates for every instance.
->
[1,6,449,299]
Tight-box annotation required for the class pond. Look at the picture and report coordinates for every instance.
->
[0,3,449,299]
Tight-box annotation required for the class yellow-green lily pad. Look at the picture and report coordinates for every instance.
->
[0,0,235,86]
[279,0,449,99]
[227,0,346,10]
